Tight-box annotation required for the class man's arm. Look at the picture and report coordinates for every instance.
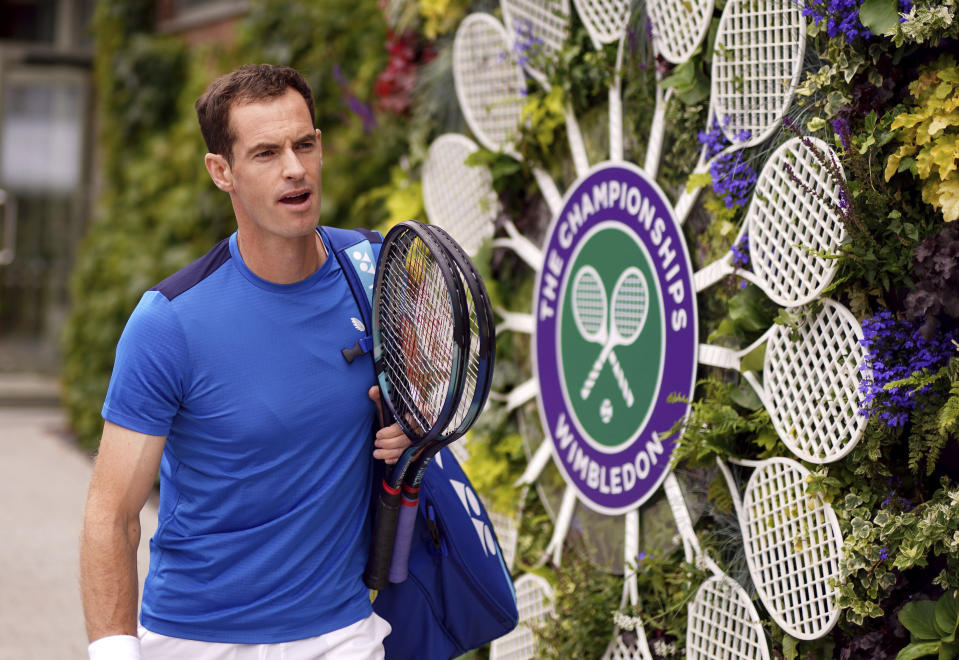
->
[80,421,166,643]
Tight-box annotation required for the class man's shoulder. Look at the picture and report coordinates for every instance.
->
[151,237,232,302]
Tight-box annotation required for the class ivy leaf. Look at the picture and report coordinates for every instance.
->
[859,0,900,35]
[900,600,940,640]
[783,634,799,660]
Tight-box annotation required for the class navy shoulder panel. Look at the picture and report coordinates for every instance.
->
[151,237,232,301]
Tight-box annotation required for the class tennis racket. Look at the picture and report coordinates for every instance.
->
[662,472,771,660]
[363,220,470,589]
[716,457,844,641]
[643,0,715,177]
[694,137,846,308]
[572,265,650,405]
[453,12,565,215]
[570,0,631,162]
[500,0,590,176]
[672,0,806,225]
[386,223,497,583]
[698,298,868,464]
[423,134,544,269]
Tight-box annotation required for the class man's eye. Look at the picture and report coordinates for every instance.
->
[296,141,314,151]
[256,150,274,158]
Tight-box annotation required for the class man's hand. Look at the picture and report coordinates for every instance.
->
[369,386,413,464]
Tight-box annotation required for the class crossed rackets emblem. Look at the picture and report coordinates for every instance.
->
[571,265,650,416]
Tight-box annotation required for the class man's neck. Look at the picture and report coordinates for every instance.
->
[235,229,327,284]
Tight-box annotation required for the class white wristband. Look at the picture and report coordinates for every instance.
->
[88,634,141,660]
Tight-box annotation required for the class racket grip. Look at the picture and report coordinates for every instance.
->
[388,485,420,583]
[363,481,402,590]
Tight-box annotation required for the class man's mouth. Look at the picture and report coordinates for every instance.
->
[279,190,311,205]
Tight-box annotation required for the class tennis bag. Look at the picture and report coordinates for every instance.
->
[324,225,519,658]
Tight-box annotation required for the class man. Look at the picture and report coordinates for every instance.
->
[80,64,411,660]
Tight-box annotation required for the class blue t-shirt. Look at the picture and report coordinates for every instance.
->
[102,230,377,643]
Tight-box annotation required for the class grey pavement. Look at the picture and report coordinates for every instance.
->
[0,376,155,660]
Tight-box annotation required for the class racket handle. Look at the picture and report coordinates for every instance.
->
[363,481,402,590]
[581,344,612,400]
[388,484,420,583]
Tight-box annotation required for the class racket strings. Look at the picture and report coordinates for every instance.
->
[648,0,713,64]
[749,138,845,305]
[454,16,527,151]
[575,0,630,44]
[423,136,499,256]
[380,236,458,434]
[503,0,571,63]
[572,268,607,340]
[741,462,841,638]
[764,301,867,461]
[444,279,481,434]
[687,576,768,660]
[489,574,554,660]
[713,0,804,140]
[611,272,648,340]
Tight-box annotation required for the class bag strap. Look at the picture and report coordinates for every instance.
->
[319,226,382,363]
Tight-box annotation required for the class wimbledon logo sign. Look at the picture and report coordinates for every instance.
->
[533,162,698,515]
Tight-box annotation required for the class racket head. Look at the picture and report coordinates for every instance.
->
[573,0,631,48]
[372,220,469,447]
[501,0,572,84]
[746,137,846,307]
[423,134,499,257]
[736,458,843,640]
[609,266,648,344]
[648,0,715,64]
[426,224,497,439]
[711,0,806,146]
[687,575,771,660]
[763,299,868,463]
[489,573,554,660]
[571,264,608,344]
[453,13,529,153]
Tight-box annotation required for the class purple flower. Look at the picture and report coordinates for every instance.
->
[730,235,751,268]
[697,118,757,207]
[512,18,544,68]
[858,310,959,426]
[832,117,851,152]
[879,546,888,562]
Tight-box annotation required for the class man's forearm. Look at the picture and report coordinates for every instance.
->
[80,512,141,642]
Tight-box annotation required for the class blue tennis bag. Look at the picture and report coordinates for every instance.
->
[324,225,519,659]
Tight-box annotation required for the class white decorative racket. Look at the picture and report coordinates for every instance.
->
[699,299,868,464]
[423,134,543,269]
[716,457,844,640]
[453,12,565,215]
[573,265,649,406]
[662,473,770,660]
[602,509,653,660]
[694,137,846,308]
[489,573,555,660]
[673,0,807,225]
[500,0,590,176]
[570,0,632,162]
[643,0,715,177]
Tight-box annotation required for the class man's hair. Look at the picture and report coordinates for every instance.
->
[195,64,316,163]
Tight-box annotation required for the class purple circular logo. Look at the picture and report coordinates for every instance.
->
[533,162,698,514]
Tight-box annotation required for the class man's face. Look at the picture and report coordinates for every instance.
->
[213,88,322,242]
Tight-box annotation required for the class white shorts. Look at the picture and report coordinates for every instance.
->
[137,612,391,660]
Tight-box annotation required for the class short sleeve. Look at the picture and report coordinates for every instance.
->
[101,290,190,436]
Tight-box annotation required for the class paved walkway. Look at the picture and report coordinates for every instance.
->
[0,380,156,660]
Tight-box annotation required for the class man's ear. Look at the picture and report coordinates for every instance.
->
[204,153,234,193]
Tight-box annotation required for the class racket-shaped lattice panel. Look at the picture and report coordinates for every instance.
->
[573,0,630,45]
[648,0,715,64]
[712,0,806,144]
[454,14,528,152]
[423,134,499,257]
[490,573,555,660]
[603,630,650,660]
[687,575,770,660]
[763,299,867,463]
[739,459,843,640]
[501,0,571,78]
[747,137,846,308]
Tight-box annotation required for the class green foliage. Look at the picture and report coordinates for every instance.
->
[886,55,959,221]
[896,591,959,660]
[837,482,959,625]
